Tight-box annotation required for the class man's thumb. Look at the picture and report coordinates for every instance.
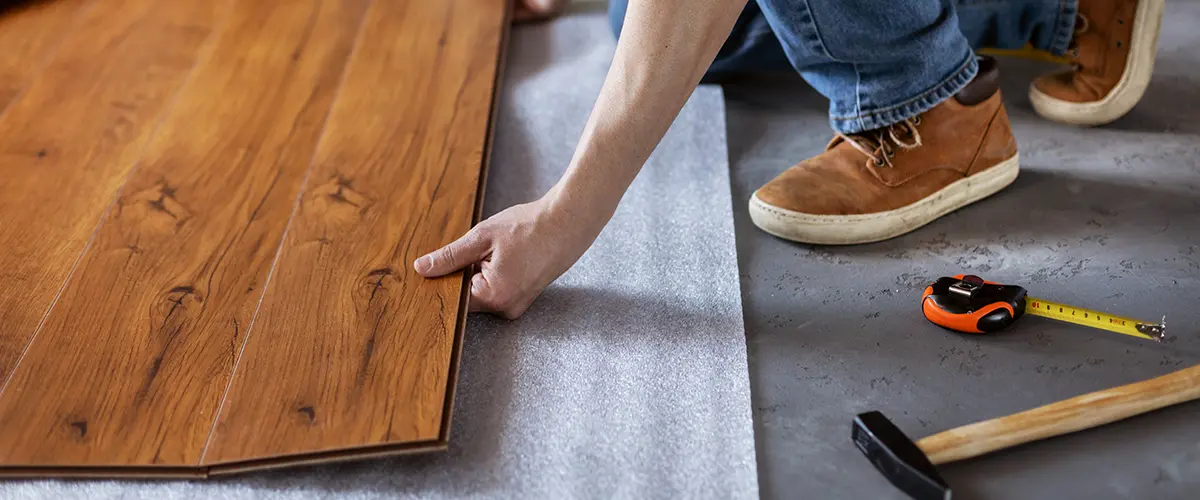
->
[414,231,489,277]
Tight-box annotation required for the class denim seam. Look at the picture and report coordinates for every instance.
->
[852,63,865,131]
[798,0,840,62]
[1047,0,1078,55]
[830,53,975,120]
[1050,0,1066,53]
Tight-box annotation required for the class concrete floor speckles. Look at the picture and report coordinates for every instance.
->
[725,1,1200,498]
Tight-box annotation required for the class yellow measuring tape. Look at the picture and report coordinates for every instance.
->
[978,45,1074,65]
[1025,296,1167,342]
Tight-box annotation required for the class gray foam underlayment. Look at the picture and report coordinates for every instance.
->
[726,1,1200,498]
[0,8,758,500]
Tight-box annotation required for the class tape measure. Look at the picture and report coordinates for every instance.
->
[922,274,1167,342]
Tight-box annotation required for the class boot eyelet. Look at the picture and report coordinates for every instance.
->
[886,150,896,158]
[872,157,885,167]
[1075,15,1090,34]
[912,116,922,125]
[1116,41,1123,48]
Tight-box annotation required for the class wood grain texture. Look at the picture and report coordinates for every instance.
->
[0,0,221,390]
[0,0,90,111]
[0,0,368,466]
[201,0,507,464]
[919,364,1200,465]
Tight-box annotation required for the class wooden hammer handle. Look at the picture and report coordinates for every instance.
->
[917,363,1200,465]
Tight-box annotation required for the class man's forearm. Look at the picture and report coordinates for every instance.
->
[547,0,749,226]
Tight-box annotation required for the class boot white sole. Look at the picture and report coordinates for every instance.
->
[748,154,1020,245]
[1029,0,1165,126]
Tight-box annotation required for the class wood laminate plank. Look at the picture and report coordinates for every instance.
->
[201,0,507,463]
[0,0,91,111]
[0,0,221,393]
[0,0,368,467]
[0,466,207,479]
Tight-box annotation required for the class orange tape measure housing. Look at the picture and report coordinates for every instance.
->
[921,274,1027,334]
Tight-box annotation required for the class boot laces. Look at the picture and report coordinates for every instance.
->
[836,116,923,169]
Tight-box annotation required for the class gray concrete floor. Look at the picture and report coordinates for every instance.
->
[724,3,1200,498]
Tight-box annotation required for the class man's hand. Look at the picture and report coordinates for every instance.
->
[414,194,602,319]
[418,0,748,319]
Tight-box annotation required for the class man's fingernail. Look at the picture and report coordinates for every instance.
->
[414,256,430,273]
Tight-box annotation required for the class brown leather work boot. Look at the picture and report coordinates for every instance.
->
[749,57,1018,245]
[1030,0,1165,126]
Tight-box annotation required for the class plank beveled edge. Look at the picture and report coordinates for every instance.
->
[191,0,376,467]
[196,0,507,463]
[0,466,207,479]
[206,439,447,475]
[438,1,513,445]
[0,438,447,479]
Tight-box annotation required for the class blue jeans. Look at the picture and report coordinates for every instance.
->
[608,0,1078,134]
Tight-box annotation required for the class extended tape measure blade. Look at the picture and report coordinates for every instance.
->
[1023,296,1165,342]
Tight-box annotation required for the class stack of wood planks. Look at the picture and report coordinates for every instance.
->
[0,0,507,477]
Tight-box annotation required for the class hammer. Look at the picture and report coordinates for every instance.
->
[852,363,1200,499]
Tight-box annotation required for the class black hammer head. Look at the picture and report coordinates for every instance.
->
[852,411,951,500]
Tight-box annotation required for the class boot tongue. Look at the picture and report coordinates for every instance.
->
[954,56,1000,105]
[829,132,882,157]
[825,135,844,151]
